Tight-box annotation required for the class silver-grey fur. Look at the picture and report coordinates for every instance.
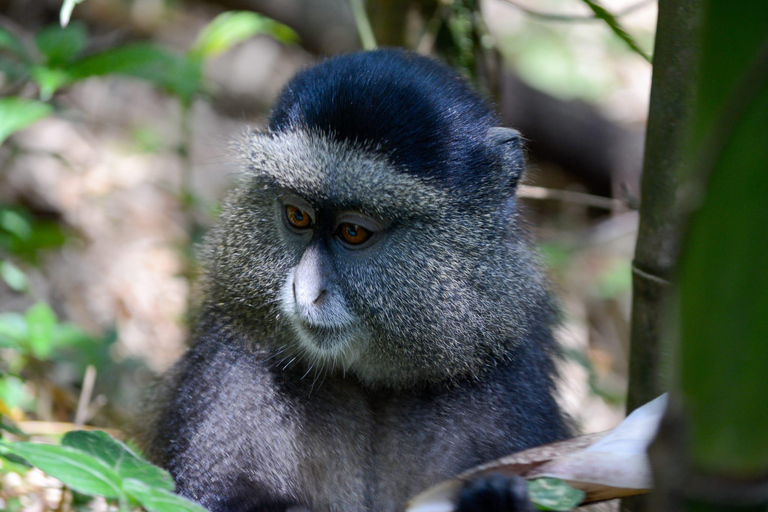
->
[204,130,549,387]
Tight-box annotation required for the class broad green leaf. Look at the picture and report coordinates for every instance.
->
[63,430,175,491]
[34,24,87,67]
[0,417,26,437]
[529,477,585,511]
[24,302,57,359]
[0,98,53,145]
[66,43,202,104]
[0,312,27,348]
[5,218,68,263]
[123,479,209,512]
[191,11,296,59]
[0,261,28,292]
[580,0,651,62]
[0,27,26,56]
[677,2,768,473]
[5,442,124,499]
[60,0,86,27]
[0,452,32,474]
[0,209,33,240]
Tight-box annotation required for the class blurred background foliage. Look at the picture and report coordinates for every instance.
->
[0,0,656,508]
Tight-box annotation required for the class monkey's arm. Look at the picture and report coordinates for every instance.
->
[145,330,306,512]
[456,474,534,512]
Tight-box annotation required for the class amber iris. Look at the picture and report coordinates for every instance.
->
[285,205,311,229]
[338,223,371,245]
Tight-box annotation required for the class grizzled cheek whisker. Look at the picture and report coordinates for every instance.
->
[279,270,298,318]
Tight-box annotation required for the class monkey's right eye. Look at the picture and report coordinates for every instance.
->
[285,205,312,229]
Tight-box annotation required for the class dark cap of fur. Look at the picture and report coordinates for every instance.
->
[268,49,498,191]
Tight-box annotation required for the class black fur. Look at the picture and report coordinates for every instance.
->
[269,49,498,191]
[147,316,565,512]
[458,474,533,512]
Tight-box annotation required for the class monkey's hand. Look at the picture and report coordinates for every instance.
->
[456,474,534,512]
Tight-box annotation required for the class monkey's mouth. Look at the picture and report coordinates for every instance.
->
[293,320,351,351]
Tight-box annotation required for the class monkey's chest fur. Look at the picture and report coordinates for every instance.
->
[153,326,566,512]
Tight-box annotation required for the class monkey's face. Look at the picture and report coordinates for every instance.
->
[206,130,546,387]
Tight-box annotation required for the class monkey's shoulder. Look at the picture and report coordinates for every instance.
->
[147,332,313,510]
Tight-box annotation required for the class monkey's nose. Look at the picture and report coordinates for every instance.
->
[292,278,327,309]
[293,281,328,306]
[293,243,331,309]
[313,289,327,305]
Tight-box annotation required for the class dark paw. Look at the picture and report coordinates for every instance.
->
[456,473,533,512]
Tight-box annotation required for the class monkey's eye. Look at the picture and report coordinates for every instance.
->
[285,205,312,229]
[337,223,371,245]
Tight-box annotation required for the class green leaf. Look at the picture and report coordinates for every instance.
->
[34,24,87,67]
[0,452,32,474]
[529,478,585,511]
[0,98,53,145]
[0,261,29,292]
[0,313,27,348]
[24,302,57,359]
[580,0,651,62]
[62,430,175,492]
[266,21,300,45]
[0,209,33,240]
[66,43,202,103]
[190,11,297,59]
[60,0,87,27]
[0,376,33,412]
[0,417,26,437]
[677,2,768,474]
[4,217,68,263]
[30,66,71,100]
[0,27,26,56]
[122,479,209,512]
[5,442,124,499]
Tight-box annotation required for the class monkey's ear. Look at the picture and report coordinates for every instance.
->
[487,127,525,187]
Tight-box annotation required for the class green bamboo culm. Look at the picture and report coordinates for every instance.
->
[622,2,702,511]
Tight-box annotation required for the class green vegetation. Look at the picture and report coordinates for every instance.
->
[529,477,586,511]
[1,430,206,512]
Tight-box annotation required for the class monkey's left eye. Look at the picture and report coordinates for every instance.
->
[285,205,312,229]
[337,223,371,245]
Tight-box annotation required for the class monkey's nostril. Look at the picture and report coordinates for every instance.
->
[313,289,327,305]
[292,282,296,300]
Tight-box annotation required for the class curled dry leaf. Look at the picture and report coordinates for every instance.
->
[407,394,667,512]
